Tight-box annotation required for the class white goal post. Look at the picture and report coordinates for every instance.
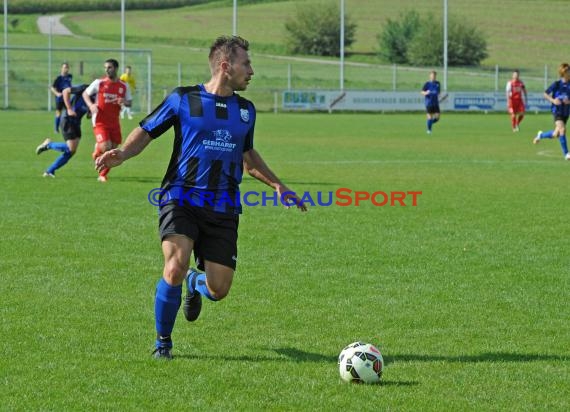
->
[1,46,152,112]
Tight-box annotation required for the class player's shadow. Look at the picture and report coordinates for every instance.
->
[106,176,160,184]
[273,347,335,363]
[177,347,332,363]
[242,176,340,187]
[382,352,568,365]
[76,175,160,184]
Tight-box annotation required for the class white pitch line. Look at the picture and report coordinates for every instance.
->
[282,158,560,165]
[536,150,562,158]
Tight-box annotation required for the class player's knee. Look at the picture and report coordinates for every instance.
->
[162,261,187,285]
[209,285,230,301]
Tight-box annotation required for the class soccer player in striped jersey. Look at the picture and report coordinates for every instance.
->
[506,70,527,132]
[533,63,570,160]
[50,62,73,133]
[95,36,307,359]
[36,84,91,177]
[421,70,441,134]
[83,58,132,182]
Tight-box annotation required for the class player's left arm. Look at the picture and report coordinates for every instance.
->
[243,149,307,211]
[121,83,133,107]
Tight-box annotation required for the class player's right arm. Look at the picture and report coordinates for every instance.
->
[544,82,562,106]
[62,87,76,117]
[95,127,152,171]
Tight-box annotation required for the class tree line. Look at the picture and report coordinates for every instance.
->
[286,4,488,66]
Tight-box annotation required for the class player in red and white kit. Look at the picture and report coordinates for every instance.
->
[83,58,131,182]
[506,69,528,132]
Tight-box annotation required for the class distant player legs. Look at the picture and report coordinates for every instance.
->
[509,102,525,131]
[555,119,566,137]
[426,110,440,133]
[66,138,79,156]
[92,127,121,180]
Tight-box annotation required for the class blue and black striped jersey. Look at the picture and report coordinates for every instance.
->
[62,84,89,119]
[545,79,570,118]
[141,84,256,215]
[422,80,440,107]
[52,74,73,102]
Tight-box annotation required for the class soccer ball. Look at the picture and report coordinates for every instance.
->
[338,341,383,384]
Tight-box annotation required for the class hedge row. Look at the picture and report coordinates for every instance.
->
[6,0,211,14]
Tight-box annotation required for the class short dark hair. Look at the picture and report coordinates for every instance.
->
[105,58,119,69]
[208,36,249,70]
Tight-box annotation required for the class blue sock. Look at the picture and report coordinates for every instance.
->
[540,130,554,139]
[187,270,217,301]
[427,119,433,131]
[559,135,568,156]
[55,116,60,132]
[433,118,439,124]
[46,151,72,174]
[47,142,68,152]
[154,278,182,348]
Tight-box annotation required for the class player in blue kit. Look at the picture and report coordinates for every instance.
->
[533,63,570,160]
[421,70,441,134]
[36,84,91,177]
[95,36,307,359]
[50,62,73,133]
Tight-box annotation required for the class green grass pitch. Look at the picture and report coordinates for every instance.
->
[1,110,569,410]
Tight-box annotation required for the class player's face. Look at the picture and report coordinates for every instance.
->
[104,63,118,80]
[227,48,254,91]
[61,64,69,75]
[512,71,519,80]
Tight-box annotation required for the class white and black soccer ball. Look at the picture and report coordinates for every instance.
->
[338,341,366,365]
[338,342,383,384]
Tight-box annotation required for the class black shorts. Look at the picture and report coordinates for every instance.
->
[554,114,569,124]
[158,201,239,271]
[55,99,65,112]
[60,115,82,141]
[426,104,440,114]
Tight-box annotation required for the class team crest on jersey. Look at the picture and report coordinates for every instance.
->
[203,129,237,152]
[213,129,232,143]
[240,108,249,122]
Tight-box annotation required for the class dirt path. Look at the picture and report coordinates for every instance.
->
[36,15,73,36]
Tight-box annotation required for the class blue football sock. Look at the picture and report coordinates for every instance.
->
[187,270,217,301]
[47,142,69,152]
[46,151,72,174]
[432,118,439,124]
[55,116,61,132]
[541,130,554,139]
[154,278,182,347]
[427,119,433,131]
[559,135,568,155]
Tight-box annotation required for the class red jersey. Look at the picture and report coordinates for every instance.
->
[506,79,526,102]
[85,77,131,128]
